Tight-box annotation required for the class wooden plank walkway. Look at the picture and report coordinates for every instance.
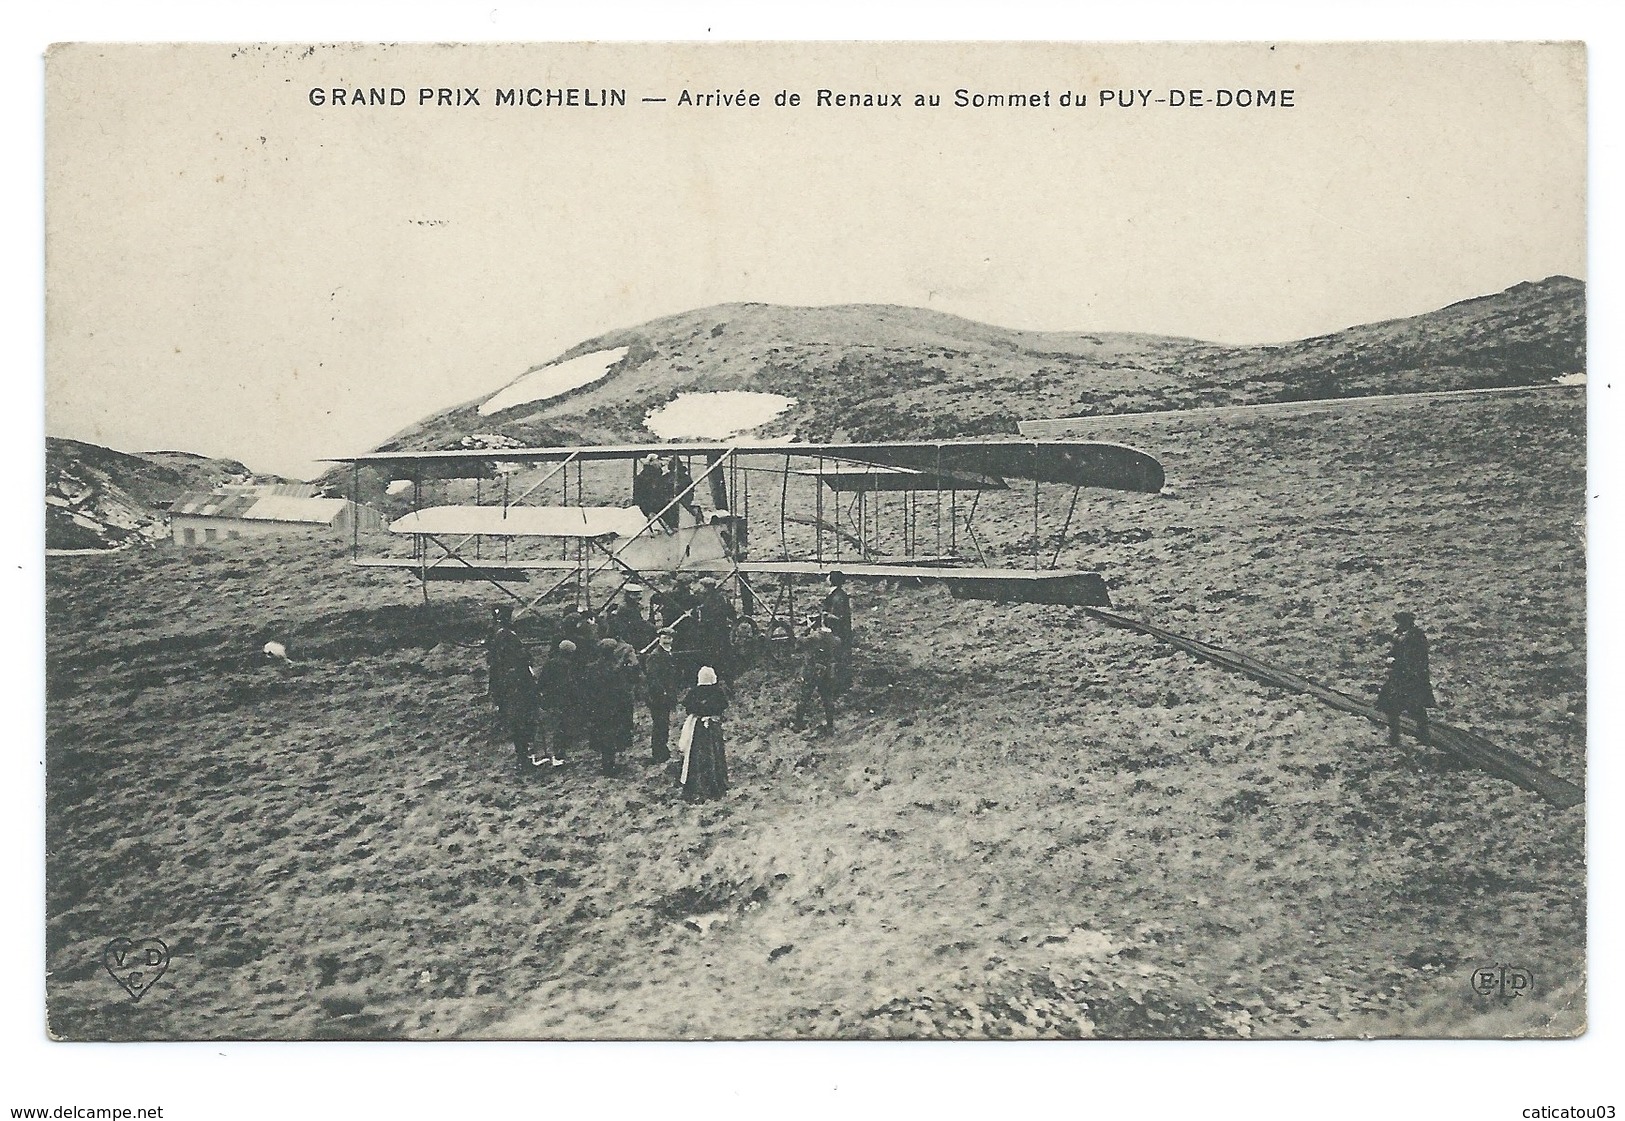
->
[1085,607,1583,810]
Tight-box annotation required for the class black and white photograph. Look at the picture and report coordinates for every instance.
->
[18,23,1616,1118]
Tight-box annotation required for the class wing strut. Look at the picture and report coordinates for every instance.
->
[1052,485,1083,568]
[508,448,739,623]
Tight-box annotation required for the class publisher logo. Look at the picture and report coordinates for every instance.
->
[103,937,170,1001]
[1472,963,1534,999]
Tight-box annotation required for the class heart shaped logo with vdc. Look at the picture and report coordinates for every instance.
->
[103,937,169,1001]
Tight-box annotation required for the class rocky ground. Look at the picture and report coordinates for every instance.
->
[44,389,1585,1040]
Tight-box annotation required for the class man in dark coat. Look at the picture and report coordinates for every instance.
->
[486,605,524,720]
[554,606,590,653]
[643,628,680,764]
[793,616,844,733]
[485,605,543,775]
[663,577,702,683]
[606,585,657,653]
[588,638,639,776]
[598,599,628,648]
[666,454,700,529]
[821,571,853,692]
[693,577,738,684]
[821,571,852,647]
[1376,610,1435,747]
[536,639,586,763]
[633,453,671,529]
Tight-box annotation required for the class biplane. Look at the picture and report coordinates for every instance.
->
[326,439,1165,643]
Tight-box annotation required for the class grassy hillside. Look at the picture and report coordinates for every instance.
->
[45,387,1584,1040]
[372,276,1583,456]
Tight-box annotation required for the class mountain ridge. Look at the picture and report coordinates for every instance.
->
[375,276,1584,456]
[49,276,1585,526]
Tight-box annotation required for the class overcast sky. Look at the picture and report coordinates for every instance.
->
[45,42,1585,478]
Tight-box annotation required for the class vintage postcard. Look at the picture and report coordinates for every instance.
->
[43,41,1586,1044]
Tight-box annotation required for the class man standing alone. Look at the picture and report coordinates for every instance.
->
[1376,610,1435,747]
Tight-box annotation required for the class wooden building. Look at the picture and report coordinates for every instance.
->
[169,484,382,545]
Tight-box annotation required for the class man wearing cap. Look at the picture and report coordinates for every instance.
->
[607,585,658,653]
[793,615,844,733]
[821,570,853,691]
[643,628,680,764]
[589,637,639,776]
[536,639,585,764]
[1376,610,1435,747]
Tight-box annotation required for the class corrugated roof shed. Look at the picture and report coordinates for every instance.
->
[246,496,348,524]
[169,490,349,525]
[171,491,258,518]
[216,482,319,499]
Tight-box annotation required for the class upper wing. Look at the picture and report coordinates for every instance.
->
[813,440,1164,493]
[332,439,1163,493]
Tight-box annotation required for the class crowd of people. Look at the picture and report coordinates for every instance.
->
[483,572,853,803]
[486,564,1437,805]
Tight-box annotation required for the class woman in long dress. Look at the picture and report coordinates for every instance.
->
[679,666,729,802]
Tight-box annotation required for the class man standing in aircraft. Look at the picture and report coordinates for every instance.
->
[633,453,671,529]
[666,454,700,528]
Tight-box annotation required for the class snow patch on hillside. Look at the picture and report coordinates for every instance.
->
[479,347,629,416]
[644,392,797,439]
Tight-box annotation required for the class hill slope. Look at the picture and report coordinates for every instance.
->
[45,438,270,551]
[376,276,1583,455]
